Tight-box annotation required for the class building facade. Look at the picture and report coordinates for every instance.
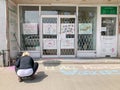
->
[0,0,120,66]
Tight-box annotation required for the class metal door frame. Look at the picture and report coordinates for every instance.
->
[41,15,76,57]
[41,15,58,58]
[59,15,76,57]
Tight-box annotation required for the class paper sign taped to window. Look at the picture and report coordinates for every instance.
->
[23,23,38,34]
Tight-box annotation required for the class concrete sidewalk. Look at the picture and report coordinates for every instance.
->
[1,58,120,90]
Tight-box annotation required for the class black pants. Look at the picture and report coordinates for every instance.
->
[15,62,39,76]
[32,62,39,75]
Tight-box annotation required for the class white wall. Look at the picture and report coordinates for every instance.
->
[117,35,120,57]
[118,11,120,58]
[0,0,7,66]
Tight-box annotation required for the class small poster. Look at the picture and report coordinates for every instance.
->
[61,38,74,49]
[23,23,38,34]
[101,36,116,55]
[79,23,92,34]
[101,27,106,31]
[61,23,75,34]
[43,39,57,49]
[43,23,57,34]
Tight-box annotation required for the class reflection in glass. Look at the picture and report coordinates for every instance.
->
[101,17,116,36]
[42,18,57,55]
[41,6,76,15]
[19,6,39,51]
[78,7,97,50]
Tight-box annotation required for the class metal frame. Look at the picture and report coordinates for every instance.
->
[59,15,76,57]
[41,15,76,58]
[76,6,98,57]
[41,15,58,58]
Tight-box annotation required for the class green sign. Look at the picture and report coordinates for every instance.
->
[101,6,117,15]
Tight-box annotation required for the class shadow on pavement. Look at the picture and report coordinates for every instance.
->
[42,60,61,67]
[24,71,48,83]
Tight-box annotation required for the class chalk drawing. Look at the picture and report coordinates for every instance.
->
[44,65,120,75]
[60,69,120,75]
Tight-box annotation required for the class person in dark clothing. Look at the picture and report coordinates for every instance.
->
[15,51,39,82]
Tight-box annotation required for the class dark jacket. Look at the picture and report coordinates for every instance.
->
[15,56,34,69]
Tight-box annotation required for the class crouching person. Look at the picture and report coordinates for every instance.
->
[15,51,39,82]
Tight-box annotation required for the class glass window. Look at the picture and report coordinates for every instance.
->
[101,17,116,36]
[19,6,40,51]
[78,7,97,50]
[41,6,76,15]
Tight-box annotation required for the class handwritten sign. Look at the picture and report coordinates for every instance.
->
[61,38,74,49]
[61,23,75,34]
[23,23,38,34]
[101,36,116,56]
[79,23,92,34]
[43,39,57,49]
[43,23,57,34]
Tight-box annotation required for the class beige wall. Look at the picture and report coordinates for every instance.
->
[8,0,19,58]
[12,0,120,4]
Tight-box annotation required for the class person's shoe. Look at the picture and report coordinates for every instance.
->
[30,75,35,80]
[18,77,23,82]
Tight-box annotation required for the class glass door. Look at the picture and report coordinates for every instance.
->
[101,16,117,57]
[59,15,75,57]
[78,7,97,51]
[41,15,76,57]
[77,7,97,57]
[42,15,58,57]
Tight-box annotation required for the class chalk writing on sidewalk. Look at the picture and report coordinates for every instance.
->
[44,65,120,75]
[60,69,120,75]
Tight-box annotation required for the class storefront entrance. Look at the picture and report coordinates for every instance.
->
[101,16,117,57]
[100,6,118,57]
[41,15,76,57]
[18,6,118,58]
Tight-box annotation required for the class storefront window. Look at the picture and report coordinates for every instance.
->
[41,6,76,15]
[101,17,116,36]
[78,7,97,50]
[19,6,40,51]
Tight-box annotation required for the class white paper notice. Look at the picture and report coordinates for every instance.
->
[43,23,57,34]
[61,23,75,34]
[79,23,92,34]
[43,39,57,49]
[61,38,74,49]
[101,27,106,31]
[101,36,116,55]
[60,33,66,40]
[23,23,38,34]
